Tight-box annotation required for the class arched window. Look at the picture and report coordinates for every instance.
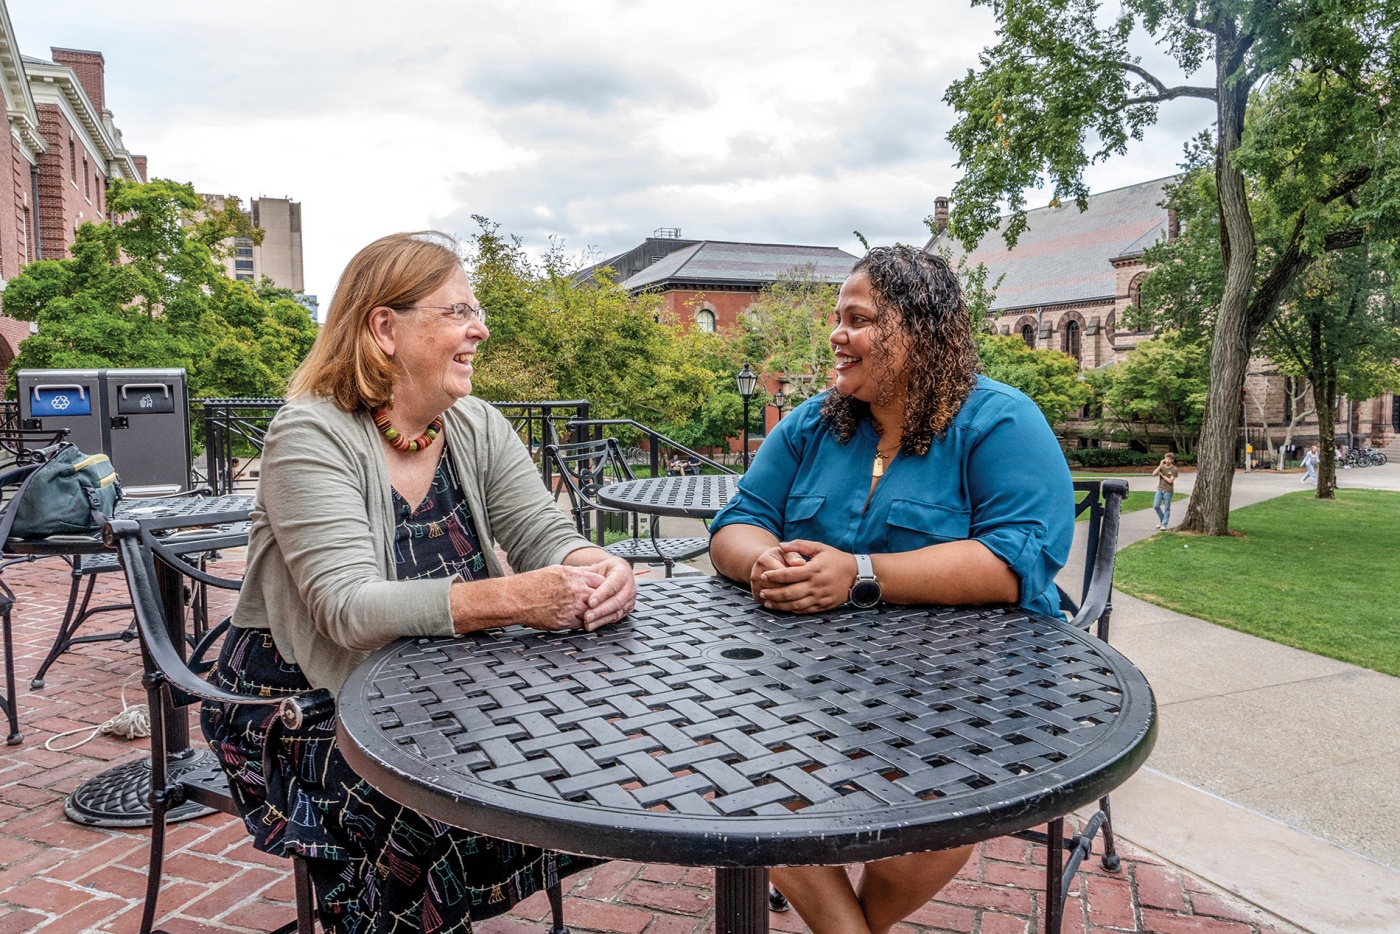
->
[1129,273,1147,309]
[1021,324,1035,349]
[695,308,716,333]
[1063,320,1081,360]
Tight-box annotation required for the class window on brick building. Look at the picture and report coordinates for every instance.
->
[1021,324,1035,349]
[695,308,716,333]
[84,158,90,199]
[69,140,77,182]
[1063,320,1081,361]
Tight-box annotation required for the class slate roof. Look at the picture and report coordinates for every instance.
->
[582,238,858,293]
[927,176,1177,313]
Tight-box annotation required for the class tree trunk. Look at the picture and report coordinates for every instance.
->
[1315,371,1338,499]
[1179,27,1255,536]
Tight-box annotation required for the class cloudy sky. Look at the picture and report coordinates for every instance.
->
[14,0,1217,305]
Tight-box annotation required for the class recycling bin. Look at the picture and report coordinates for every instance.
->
[19,369,104,455]
[99,369,190,494]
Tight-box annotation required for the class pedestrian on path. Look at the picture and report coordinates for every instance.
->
[1152,452,1179,530]
[1301,444,1319,484]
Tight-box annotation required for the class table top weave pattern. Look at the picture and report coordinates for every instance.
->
[596,475,736,518]
[341,576,1155,865]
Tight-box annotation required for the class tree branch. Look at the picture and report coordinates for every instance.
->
[1117,62,1217,102]
[1248,167,1374,331]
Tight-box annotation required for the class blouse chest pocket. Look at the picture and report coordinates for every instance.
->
[885,498,971,552]
[781,493,831,542]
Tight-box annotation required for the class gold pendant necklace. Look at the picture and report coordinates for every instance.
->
[872,449,896,478]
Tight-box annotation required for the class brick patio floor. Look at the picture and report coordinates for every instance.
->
[0,555,1303,934]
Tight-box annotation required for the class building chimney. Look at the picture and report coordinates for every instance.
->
[50,48,106,112]
[1167,207,1180,242]
[132,155,148,182]
[933,196,949,235]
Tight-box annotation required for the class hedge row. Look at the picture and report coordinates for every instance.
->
[1064,449,1198,468]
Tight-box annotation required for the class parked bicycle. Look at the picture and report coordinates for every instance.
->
[1343,447,1388,467]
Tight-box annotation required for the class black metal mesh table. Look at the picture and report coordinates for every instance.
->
[6,494,253,827]
[338,576,1156,934]
[597,474,737,518]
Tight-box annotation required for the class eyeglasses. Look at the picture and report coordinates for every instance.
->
[405,302,487,325]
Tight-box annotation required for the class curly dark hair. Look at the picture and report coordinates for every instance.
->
[819,245,980,455]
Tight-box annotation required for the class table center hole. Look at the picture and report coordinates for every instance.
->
[719,647,764,661]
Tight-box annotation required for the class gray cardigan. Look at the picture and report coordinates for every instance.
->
[233,394,590,692]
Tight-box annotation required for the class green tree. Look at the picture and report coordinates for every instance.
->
[1261,248,1400,498]
[1087,330,1210,453]
[976,334,1090,425]
[464,219,726,446]
[2,179,316,398]
[943,0,1400,534]
[738,264,837,406]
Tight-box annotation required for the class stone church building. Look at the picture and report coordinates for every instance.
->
[925,177,1399,459]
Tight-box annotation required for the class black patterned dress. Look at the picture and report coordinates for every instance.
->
[201,446,597,934]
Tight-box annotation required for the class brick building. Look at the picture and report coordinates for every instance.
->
[0,1,145,371]
[580,231,858,444]
[582,230,857,333]
[925,177,1400,458]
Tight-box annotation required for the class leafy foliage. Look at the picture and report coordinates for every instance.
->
[737,264,836,407]
[975,334,1089,425]
[2,179,316,398]
[943,0,1400,534]
[464,219,744,448]
[1086,330,1210,453]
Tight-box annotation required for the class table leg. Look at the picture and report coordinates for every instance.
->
[715,867,769,934]
[64,555,218,827]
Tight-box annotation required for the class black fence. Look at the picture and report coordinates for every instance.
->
[3,396,725,495]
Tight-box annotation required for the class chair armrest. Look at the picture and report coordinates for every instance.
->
[1068,479,1128,633]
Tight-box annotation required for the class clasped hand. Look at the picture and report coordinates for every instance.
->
[749,540,855,614]
[522,556,636,633]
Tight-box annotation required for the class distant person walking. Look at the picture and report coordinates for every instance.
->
[1152,453,1179,530]
[1301,444,1319,484]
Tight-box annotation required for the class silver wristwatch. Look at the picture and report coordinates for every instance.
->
[848,553,882,608]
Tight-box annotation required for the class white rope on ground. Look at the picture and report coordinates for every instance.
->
[44,672,151,751]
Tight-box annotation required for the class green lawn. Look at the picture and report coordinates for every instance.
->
[1114,489,1400,677]
[1075,487,1182,521]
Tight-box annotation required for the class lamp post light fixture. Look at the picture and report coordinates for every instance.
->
[735,362,758,469]
[772,388,787,422]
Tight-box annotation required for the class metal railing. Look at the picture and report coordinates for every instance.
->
[566,419,738,478]
[196,398,286,494]
[490,401,589,491]
[196,398,595,494]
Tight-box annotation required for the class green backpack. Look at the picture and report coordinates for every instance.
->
[6,443,123,539]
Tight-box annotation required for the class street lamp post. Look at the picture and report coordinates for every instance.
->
[772,388,787,423]
[735,363,758,470]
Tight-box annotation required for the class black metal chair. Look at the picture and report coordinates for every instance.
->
[546,438,709,577]
[1014,477,1129,933]
[108,511,330,934]
[109,511,573,934]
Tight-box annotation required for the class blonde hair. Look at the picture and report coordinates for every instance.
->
[288,231,463,411]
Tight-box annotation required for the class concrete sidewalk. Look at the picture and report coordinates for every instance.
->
[663,463,1400,933]
[1079,464,1400,934]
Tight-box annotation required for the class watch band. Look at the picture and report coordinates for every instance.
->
[855,553,875,580]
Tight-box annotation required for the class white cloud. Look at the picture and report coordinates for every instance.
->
[11,0,1215,303]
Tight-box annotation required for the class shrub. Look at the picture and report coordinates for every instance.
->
[1064,449,1196,468]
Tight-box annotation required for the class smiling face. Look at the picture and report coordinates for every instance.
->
[371,265,488,417]
[830,271,908,405]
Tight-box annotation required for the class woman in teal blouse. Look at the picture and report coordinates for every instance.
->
[710,245,1073,934]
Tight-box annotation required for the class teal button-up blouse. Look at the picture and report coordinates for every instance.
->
[710,376,1075,618]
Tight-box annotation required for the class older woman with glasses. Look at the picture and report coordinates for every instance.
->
[201,231,635,934]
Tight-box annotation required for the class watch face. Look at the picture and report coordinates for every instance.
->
[850,579,881,608]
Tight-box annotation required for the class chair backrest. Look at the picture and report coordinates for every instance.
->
[544,438,636,540]
[107,511,331,934]
[1058,479,1128,639]
[0,427,69,471]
